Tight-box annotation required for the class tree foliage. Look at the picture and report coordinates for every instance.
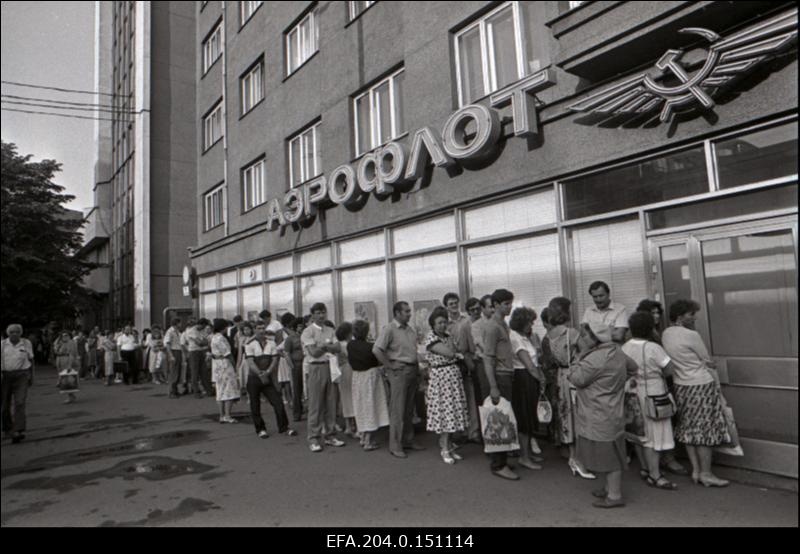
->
[1,140,96,331]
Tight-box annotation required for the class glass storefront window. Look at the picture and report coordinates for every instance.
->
[299,246,331,273]
[267,256,293,278]
[648,184,798,231]
[300,273,334,320]
[220,290,238,319]
[658,244,691,318]
[571,219,648,324]
[240,285,264,319]
[466,234,561,336]
[239,263,263,284]
[464,188,556,240]
[563,147,708,220]
[394,251,458,342]
[201,292,217,319]
[220,270,237,288]
[341,264,387,340]
[702,230,797,357]
[393,215,456,255]
[339,232,385,265]
[715,122,798,189]
[268,279,295,319]
[199,275,216,292]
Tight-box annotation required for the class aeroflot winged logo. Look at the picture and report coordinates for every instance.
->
[569,8,798,123]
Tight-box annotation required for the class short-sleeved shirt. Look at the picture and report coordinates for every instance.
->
[471,317,492,357]
[348,340,380,372]
[244,337,277,358]
[621,339,671,395]
[282,333,305,366]
[509,330,538,371]
[482,317,514,374]
[184,327,209,352]
[1,338,34,372]
[373,320,418,364]
[582,301,629,329]
[117,333,138,352]
[164,327,182,351]
[425,331,459,369]
[301,323,336,363]
[447,314,475,355]
[662,326,715,387]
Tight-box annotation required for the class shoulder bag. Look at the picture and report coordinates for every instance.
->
[642,342,676,420]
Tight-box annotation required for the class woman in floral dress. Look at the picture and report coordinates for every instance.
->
[210,318,240,423]
[425,307,469,465]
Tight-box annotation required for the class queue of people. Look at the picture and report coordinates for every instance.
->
[1,278,737,509]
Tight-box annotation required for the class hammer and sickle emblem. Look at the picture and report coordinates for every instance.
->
[643,28,721,122]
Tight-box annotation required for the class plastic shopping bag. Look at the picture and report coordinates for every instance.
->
[479,396,520,453]
[536,390,552,424]
[715,402,744,457]
[328,353,341,384]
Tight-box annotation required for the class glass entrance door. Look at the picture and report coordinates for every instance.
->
[650,217,798,478]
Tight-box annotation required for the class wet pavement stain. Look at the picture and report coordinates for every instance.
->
[80,415,148,429]
[1,429,210,479]
[1,500,58,525]
[98,497,221,527]
[198,470,232,481]
[6,456,215,493]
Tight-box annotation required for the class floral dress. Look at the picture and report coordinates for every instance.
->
[424,331,469,434]
[211,333,240,402]
[548,326,580,445]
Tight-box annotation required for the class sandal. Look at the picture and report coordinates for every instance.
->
[639,469,650,481]
[646,475,678,490]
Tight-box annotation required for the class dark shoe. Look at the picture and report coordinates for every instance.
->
[195,392,204,399]
[663,462,690,476]
[592,497,625,509]
[530,455,545,463]
[284,429,298,437]
[591,488,607,499]
[390,450,408,458]
[11,433,25,444]
[492,467,520,481]
[403,442,425,451]
[646,475,678,490]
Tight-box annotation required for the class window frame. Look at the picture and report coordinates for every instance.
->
[286,6,319,77]
[353,67,405,157]
[453,1,530,106]
[202,100,224,152]
[242,157,267,213]
[240,1,263,28]
[203,183,226,232]
[348,1,376,22]
[202,21,223,75]
[288,121,321,189]
[240,58,264,116]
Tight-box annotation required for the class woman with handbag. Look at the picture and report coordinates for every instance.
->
[567,322,639,508]
[622,312,678,490]
[662,300,730,488]
[425,307,470,464]
[508,307,546,471]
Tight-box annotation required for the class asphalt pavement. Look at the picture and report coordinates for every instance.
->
[1,366,797,527]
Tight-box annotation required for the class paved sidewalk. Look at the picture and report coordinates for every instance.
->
[1,367,797,527]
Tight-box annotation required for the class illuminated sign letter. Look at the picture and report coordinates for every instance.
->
[283,188,304,223]
[404,126,453,182]
[357,153,379,194]
[442,104,501,159]
[265,198,286,230]
[303,176,328,217]
[376,142,408,191]
[490,68,555,137]
[328,164,359,206]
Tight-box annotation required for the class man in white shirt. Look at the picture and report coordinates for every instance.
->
[164,317,184,398]
[259,309,285,344]
[245,321,297,439]
[581,281,629,344]
[116,325,139,384]
[2,324,34,444]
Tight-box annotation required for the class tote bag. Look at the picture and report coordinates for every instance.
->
[479,396,520,453]
[536,390,552,424]
[715,394,744,457]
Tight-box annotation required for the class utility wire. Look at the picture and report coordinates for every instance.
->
[2,99,139,115]
[1,107,131,123]
[1,93,123,110]
[1,79,116,97]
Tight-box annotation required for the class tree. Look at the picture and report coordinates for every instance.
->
[1,140,95,332]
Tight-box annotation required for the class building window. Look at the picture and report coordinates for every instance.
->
[203,101,224,150]
[286,7,319,76]
[354,68,405,156]
[568,1,585,9]
[714,121,798,190]
[242,158,267,211]
[241,61,264,115]
[202,22,223,74]
[204,184,225,231]
[288,122,321,187]
[348,1,376,21]
[454,1,545,105]
[240,1,262,26]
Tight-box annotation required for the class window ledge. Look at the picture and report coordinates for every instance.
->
[344,4,377,28]
[201,56,222,79]
[238,4,263,33]
[242,201,268,215]
[282,50,320,83]
[203,222,225,234]
[286,172,325,193]
[352,132,409,164]
[202,137,224,155]
[239,97,265,121]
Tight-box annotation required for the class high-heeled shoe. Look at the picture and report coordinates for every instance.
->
[569,458,597,480]
[441,449,456,465]
[698,474,730,488]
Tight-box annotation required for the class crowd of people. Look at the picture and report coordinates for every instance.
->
[1,280,736,509]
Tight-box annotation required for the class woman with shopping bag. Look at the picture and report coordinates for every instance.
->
[567,322,638,508]
[662,299,731,488]
[54,331,80,404]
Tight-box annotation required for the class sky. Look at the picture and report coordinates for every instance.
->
[1,1,96,213]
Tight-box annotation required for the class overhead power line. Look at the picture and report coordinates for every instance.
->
[2,99,139,115]
[1,79,116,97]
[2,93,122,110]
[1,107,131,123]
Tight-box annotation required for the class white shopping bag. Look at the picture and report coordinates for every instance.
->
[479,396,520,453]
[327,353,341,384]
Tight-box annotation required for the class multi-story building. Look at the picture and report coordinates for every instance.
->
[82,0,198,331]
[190,1,796,478]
